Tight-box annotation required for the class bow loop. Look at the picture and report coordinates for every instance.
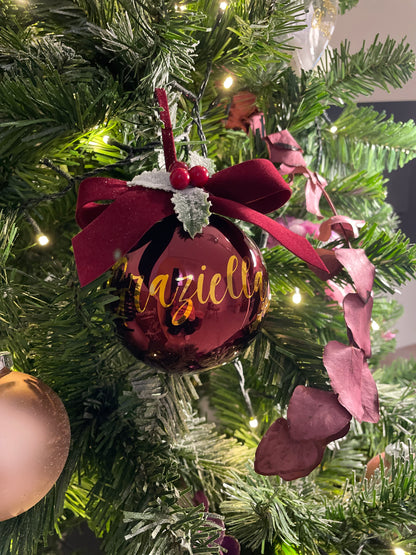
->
[206,159,291,213]
[73,182,173,286]
[76,177,128,228]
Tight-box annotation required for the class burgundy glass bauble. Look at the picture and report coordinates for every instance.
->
[109,215,270,373]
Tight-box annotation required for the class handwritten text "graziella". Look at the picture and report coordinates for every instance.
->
[113,254,266,326]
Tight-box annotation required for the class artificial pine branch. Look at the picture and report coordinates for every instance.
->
[221,469,328,554]
[319,36,415,103]
[322,104,416,175]
[356,225,416,293]
[338,0,359,14]
[322,453,416,554]
[0,1,416,554]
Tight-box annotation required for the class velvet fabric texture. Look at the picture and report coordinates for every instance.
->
[72,159,328,286]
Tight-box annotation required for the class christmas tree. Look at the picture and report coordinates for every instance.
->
[1,0,416,553]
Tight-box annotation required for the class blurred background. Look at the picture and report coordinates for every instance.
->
[331,0,416,359]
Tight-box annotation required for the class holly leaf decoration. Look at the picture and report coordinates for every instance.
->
[172,187,212,238]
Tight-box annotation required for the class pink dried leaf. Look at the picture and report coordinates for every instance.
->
[221,536,241,555]
[278,164,309,179]
[360,359,380,423]
[334,249,375,303]
[318,216,365,242]
[323,341,379,423]
[211,516,226,546]
[305,172,327,218]
[193,491,226,546]
[287,385,351,443]
[265,131,306,167]
[249,113,266,137]
[325,280,355,305]
[193,490,209,511]
[309,249,343,281]
[268,217,321,248]
[254,418,325,479]
[225,91,258,131]
[343,293,373,358]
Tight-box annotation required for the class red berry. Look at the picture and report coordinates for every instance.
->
[189,165,209,188]
[169,160,189,172]
[170,167,190,190]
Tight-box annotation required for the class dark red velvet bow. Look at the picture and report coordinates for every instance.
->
[72,160,328,287]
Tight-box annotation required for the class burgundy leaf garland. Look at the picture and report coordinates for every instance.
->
[323,341,379,423]
[254,387,352,480]
[264,130,328,218]
[254,418,326,480]
[255,128,379,480]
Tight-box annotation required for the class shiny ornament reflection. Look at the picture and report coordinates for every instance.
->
[290,0,338,72]
[109,215,270,373]
[0,367,70,521]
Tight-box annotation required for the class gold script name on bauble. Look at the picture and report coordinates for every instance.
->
[0,367,71,521]
[109,215,270,372]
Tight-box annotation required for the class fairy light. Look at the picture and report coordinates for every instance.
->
[223,75,234,89]
[330,125,338,134]
[103,135,110,144]
[219,1,228,10]
[371,319,380,331]
[25,212,50,248]
[292,287,302,305]
[249,417,258,429]
[394,548,406,555]
[37,234,50,247]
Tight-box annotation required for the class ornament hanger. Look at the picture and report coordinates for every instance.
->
[155,88,177,171]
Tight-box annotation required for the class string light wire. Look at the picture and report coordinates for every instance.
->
[234,359,258,428]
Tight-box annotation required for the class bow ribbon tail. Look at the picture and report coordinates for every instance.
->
[209,195,329,274]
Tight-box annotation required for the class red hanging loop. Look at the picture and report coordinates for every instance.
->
[154,88,177,171]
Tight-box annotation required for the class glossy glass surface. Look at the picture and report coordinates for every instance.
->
[110,215,270,372]
[0,370,70,521]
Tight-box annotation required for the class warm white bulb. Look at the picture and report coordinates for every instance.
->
[103,135,110,144]
[292,287,302,305]
[37,235,49,246]
[223,76,234,89]
[371,320,380,331]
[329,125,338,134]
[179,4,186,10]
[394,548,406,555]
[249,418,258,429]
[219,1,228,10]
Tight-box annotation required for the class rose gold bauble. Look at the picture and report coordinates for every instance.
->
[365,452,390,480]
[0,366,71,521]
